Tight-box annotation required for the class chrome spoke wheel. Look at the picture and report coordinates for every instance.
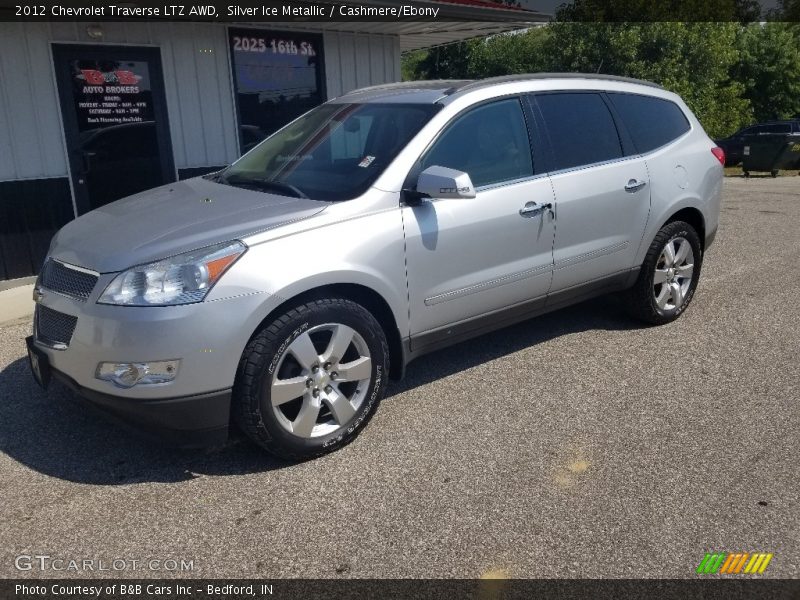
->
[653,236,694,312]
[269,323,372,439]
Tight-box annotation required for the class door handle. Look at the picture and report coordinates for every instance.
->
[625,179,647,193]
[519,201,552,217]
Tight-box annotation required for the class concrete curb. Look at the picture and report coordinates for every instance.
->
[0,284,34,327]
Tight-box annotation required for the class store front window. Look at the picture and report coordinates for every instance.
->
[228,28,325,155]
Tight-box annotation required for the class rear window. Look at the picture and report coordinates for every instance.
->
[608,93,690,153]
[535,92,623,171]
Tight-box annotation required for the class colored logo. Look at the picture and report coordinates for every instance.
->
[696,552,773,575]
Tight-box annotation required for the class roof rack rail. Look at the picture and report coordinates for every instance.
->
[453,73,664,93]
[341,80,473,96]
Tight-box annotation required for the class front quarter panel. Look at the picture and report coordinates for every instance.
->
[209,190,409,344]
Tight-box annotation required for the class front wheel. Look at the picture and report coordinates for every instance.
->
[625,221,702,325]
[233,298,389,460]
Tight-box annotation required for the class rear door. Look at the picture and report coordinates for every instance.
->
[530,92,650,296]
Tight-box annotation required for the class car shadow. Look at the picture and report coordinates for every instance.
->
[387,294,640,397]
[0,356,288,485]
[0,295,641,486]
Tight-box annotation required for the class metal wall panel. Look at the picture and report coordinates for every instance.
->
[322,31,401,99]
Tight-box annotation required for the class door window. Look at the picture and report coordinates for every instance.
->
[535,93,623,171]
[536,93,622,171]
[421,99,534,188]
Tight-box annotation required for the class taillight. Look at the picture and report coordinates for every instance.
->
[711,147,725,166]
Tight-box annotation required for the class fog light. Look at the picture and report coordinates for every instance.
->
[96,360,180,388]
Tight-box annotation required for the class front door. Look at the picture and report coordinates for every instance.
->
[404,98,556,344]
[52,44,175,215]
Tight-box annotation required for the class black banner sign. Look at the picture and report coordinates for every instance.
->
[0,0,793,23]
[3,579,800,600]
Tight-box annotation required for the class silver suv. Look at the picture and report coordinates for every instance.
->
[27,74,724,459]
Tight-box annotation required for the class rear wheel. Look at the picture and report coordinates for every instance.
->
[625,221,702,325]
[234,298,389,460]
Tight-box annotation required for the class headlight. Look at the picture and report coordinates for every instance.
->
[98,240,246,306]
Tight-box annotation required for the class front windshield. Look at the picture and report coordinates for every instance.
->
[218,102,440,201]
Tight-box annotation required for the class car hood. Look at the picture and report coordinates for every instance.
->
[50,177,328,273]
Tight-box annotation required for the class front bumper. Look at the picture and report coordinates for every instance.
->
[27,273,275,446]
[31,281,268,399]
[28,336,231,447]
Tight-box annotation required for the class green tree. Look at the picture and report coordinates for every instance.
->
[734,23,800,121]
[468,27,551,77]
[555,0,761,21]
[408,41,476,80]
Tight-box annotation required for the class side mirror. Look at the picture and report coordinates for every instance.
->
[414,165,476,200]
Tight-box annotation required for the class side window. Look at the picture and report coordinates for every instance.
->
[421,98,533,188]
[762,123,790,134]
[535,93,623,170]
[607,93,690,154]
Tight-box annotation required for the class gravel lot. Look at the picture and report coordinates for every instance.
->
[0,177,798,579]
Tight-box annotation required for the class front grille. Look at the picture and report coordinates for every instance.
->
[36,305,78,348]
[40,259,98,301]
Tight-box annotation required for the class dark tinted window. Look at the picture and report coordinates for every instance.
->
[761,123,791,134]
[422,99,533,187]
[608,93,690,153]
[535,93,622,171]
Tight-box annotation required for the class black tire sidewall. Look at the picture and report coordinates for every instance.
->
[646,223,702,321]
[245,300,388,457]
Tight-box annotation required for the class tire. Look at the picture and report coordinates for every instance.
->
[625,221,702,325]
[233,298,389,460]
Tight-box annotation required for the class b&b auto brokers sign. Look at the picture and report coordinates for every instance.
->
[70,64,154,127]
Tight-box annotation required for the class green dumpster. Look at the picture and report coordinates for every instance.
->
[742,133,800,177]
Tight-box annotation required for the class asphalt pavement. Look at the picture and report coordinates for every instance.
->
[0,176,797,579]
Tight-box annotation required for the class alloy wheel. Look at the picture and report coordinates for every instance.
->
[653,236,694,311]
[269,323,372,438]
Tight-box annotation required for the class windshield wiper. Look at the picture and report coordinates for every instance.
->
[221,175,308,199]
[204,171,227,184]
